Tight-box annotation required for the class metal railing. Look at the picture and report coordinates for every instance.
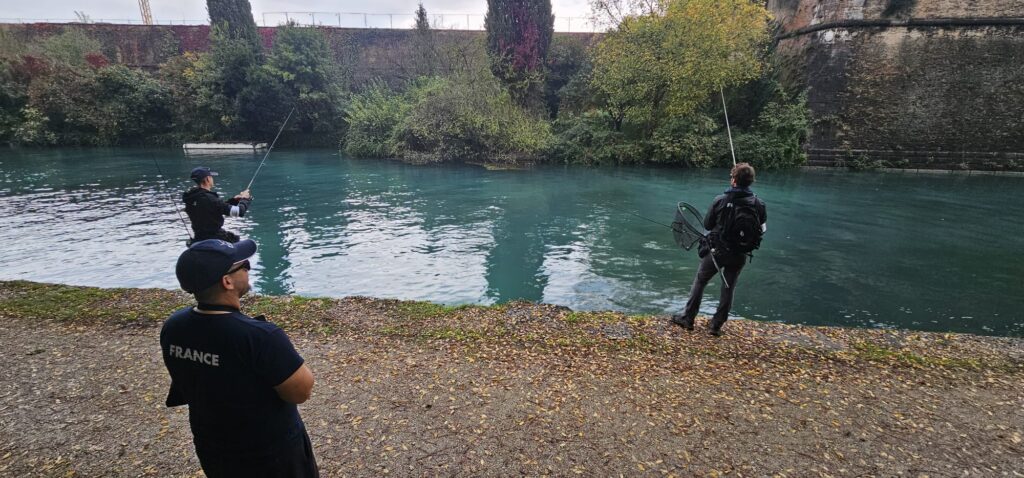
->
[0,17,207,25]
[261,12,599,32]
[0,13,601,32]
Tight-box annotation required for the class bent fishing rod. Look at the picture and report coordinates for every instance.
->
[245,107,296,191]
[152,158,193,241]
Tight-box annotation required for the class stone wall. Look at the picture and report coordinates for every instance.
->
[769,0,1024,170]
[0,23,597,90]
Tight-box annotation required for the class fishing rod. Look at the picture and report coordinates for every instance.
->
[720,86,737,167]
[245,107,296,191]
[711,85,737,287]
[152,158,193,241]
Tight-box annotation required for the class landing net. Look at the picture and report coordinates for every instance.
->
[672,202,706,251]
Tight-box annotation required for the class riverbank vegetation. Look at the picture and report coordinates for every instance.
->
[0,0,809,169]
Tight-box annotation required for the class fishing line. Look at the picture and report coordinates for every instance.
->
[152,158,193,241]
[601,202,683,234]
[246,107,296,191]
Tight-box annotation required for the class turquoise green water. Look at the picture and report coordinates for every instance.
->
[0,148,1021,336]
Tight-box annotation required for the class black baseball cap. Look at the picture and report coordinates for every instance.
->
[190,166,219,182]
[175,239,257,293]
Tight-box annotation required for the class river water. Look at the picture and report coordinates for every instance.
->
[0,148,1021,336]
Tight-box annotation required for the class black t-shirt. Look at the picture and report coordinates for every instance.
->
[160,306,305,453]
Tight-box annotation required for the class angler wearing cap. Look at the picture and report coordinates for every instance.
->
[161,239,318,477]
[183,167,252,243]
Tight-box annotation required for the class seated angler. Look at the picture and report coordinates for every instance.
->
[183,167,252,243]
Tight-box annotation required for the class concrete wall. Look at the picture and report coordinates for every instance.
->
[769,0,1024,170]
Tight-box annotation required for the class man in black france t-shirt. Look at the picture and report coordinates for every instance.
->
[161,239,318,477]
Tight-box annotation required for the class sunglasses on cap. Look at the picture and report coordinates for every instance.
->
[226,260,251,275]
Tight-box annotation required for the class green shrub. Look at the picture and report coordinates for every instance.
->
[0,59,28,144]
[392,74,552,164]
[25,63,172,146]
[342,82,413,158]
[544,36,589,119]
[650,113,721,167]
[731,94,809,169]
[158,52,221,140]
[548,111,642,165]
[203,25,263,135]
[11,107,55,145]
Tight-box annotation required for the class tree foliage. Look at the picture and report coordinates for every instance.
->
[588,0,665,28]
[411,4,438,77]
[544,36,589,119]
[207,0,262,56]
[343,72,552,164]
[239,24,345,145]
[0,1,809,168]
[484,0,555,108]
[201,0,264,136]
[415,4,431,31]
[158,52,220,139]
[591,0,770,136]
[37,29,105,68]
[22,62,172,146]
[395,73,552,163]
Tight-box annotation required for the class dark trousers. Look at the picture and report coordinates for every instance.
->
[681,253,747,329]
[196,429,319,478]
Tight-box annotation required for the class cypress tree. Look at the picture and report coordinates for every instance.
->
[207,0,262,55]
[414,3,431,32]
[484,0,554,108]
[413,3,436,76]
[205,0,263,136]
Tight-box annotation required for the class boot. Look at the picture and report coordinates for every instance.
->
[671,314,694,331]
[708,317,726,336]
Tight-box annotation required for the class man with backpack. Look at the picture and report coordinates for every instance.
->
[672,162,766,336]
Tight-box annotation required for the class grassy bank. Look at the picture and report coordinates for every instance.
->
[1,280,1020,372]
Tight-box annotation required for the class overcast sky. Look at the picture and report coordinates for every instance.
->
[1,1,597,30]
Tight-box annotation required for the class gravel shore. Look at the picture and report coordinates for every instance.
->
[1,281,1022,477]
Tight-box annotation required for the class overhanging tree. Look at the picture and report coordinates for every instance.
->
[484,0,555,109]
[590,0,769,136]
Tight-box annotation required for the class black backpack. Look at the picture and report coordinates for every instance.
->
[716,194,763,254]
